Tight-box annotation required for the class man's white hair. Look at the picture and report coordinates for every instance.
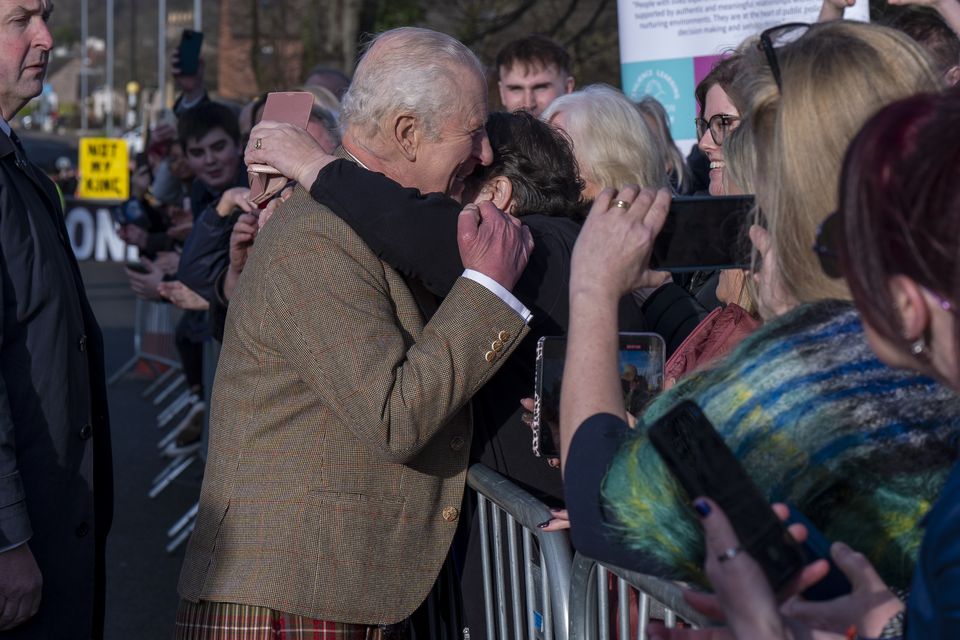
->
[340,27,484,141]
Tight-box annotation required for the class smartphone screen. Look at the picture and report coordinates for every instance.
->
[648,401,806,594]
[650,195,755,273]
[178,30,204,76]
[533,333,665,457]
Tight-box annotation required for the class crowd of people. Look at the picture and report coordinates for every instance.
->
[3,0,960,638]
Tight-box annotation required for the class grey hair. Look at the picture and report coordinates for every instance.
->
[542,84,669,191]
[310,104,341,146]
[340,27,484,141]
[635,96,690,193]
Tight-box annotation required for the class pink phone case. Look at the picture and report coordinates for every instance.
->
[248,92,315,205]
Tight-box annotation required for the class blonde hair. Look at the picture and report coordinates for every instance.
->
[541,84,669,191]
[734,21,941,305]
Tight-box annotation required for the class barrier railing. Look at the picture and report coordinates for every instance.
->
[108,298,182,385]
[466,464,572,640]
[568,553,708,640]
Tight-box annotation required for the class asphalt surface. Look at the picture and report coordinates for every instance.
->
[81,260,201,639]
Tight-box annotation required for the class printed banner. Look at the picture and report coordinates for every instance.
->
[617,0,869,146]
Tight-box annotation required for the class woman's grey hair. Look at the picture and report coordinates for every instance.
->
[340,27,484,141]
[542,84,669,191]
[635,96,690,193]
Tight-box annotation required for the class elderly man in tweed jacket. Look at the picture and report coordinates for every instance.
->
[174,27,534,638]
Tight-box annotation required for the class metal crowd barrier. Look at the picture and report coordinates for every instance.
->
[568,554,708,640]
[467,464,572,640]
[108,298,182,385]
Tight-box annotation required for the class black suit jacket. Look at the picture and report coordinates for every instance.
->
[0,130,112,639]
[309,160,645,500]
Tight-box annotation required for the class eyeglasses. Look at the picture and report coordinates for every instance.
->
[813,210,843,279]
[695,113,741,146]
[758,23,811,90]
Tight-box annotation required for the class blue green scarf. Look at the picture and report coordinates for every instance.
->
[602,300,960,588]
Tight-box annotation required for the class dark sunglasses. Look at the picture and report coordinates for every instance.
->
[813,210,844,279]
[758,23,811,90]
[695,113,741,146]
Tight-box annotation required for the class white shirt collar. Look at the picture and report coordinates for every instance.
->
[0,117,11,137]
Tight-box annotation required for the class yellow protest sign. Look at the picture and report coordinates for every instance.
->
[78,137,129,200]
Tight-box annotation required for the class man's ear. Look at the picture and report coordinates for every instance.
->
[489,175,513,212]
[392,113,420,162]
[564,76,575,94]
[890,274,931,342]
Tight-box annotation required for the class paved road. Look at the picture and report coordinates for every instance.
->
[81,260,200,639]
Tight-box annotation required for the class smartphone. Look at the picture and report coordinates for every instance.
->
[177,30,204,76]
[532,333,665,457]
[125,262,150,274]
[247,92,316,205]
[649,195,755,273]
[648,400,806,595]
[784,504,853,601]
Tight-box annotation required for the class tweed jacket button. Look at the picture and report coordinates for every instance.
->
[491,339,504,352]
[79,423,93,440]
[442,506,460,522]
[78,334,88,352]
[484,350,496,363]
[498,330,510,342]
[450,436,465,451]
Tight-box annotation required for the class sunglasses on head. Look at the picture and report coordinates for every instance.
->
[758,23,812,90]
[813,210,843,279]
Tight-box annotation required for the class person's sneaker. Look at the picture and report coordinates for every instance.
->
[161,440,202,458]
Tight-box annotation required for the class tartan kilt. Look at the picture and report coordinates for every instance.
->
[173,600,410,640]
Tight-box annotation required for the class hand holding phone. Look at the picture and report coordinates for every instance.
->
[648,401,806,595]
[176,30,204,76]
[533,333,665,457]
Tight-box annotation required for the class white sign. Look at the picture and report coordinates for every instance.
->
[64,199,139,262]
[617,0,869,145]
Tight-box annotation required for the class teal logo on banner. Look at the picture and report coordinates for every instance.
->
[621,57,696,140]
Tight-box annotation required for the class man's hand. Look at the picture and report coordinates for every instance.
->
[457,201,533,291]
[152,251,181,277]
[223,213,260,301]
[215,187,254,219]
[126,258,164,301]
[157,281,209,311]
[117,224,148,249]
[0,544,42,630]
[244,121,335,188]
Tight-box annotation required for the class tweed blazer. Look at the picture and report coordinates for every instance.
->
[178,185,528,624]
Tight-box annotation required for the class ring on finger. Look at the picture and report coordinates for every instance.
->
[717,546,743,563]
[612,199,630,209]
[254,137,262,150]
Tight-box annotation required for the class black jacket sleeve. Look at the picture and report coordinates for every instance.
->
[309,160,463,297]
[176,205,235,303]
[641,283,709,356]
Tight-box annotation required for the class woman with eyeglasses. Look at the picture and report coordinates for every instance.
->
[558,20,953,594]
[648,87,960,640]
